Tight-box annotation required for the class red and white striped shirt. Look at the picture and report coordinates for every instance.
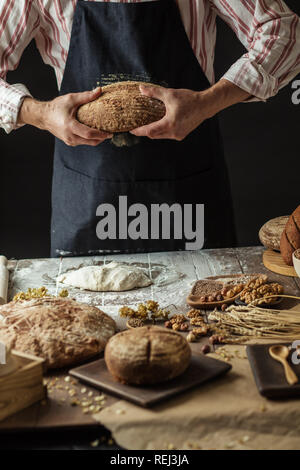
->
[0,0,300,133]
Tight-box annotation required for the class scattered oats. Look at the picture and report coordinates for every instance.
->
[89,405,95,412]
[90,439,99,448]
[82,401,92,407]
[242,435,250,443]
[94,406,102,413]
[81,387,87,394]
[225,442,235,449]
[64,376,71,383]
[94,396,105,402]
[167,443,176,450]
[71,379,78,385]
[88,391,93,397]
[115,409,125,415]
[82,407,89,414]
[69,389,76,397]
[186,442,202,450]
[65,386,70,391]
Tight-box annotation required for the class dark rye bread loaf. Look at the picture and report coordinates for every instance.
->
[77,81,166,133]
[259,216,289,251]
[280,205,300,266]
[104,326,191,385]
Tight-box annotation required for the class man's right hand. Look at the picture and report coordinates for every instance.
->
[18,88,112,147]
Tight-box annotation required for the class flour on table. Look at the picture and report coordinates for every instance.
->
[57,261,152,292]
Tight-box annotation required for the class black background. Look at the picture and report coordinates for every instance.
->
[1,0,299,259]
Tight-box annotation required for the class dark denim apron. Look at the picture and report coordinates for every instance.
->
[51,0,235,257]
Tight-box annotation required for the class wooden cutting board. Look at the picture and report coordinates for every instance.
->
[247,343,300,399]
[69,355,231,407]
[263,249,297,277]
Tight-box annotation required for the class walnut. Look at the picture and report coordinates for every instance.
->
[190,317,205,326]
[187,309,203,319]
[170,314,186,325]
[193,325,209,337]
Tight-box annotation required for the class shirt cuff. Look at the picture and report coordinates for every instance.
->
[222,57,279,102]
[0,83,32,133]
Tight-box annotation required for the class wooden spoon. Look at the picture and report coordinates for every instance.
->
[269,345,298,385]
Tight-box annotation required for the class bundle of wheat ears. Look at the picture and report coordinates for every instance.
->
[208,295,300,343]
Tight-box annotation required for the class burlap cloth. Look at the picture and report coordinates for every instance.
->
[94,345,300,450]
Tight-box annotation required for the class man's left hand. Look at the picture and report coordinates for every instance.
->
[130,85,211,141]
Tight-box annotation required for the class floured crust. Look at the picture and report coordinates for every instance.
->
[77,81,166,133]
[105,326,191,385]
[259,216,289,251]
[0,297,116,369]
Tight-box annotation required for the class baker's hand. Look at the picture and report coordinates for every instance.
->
[130,80,251,141]
[130,85,209,141]
[18,88,112,146]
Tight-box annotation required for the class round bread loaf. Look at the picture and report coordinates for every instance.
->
[104,326,191,385]
[0,297,116,369]
[77,81,166,133]
[259,216,289,251]
[280,205,300,266]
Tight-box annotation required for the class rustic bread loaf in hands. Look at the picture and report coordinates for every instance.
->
[104,326,191,385]
[280,205,300,265]
[77,81,166,133]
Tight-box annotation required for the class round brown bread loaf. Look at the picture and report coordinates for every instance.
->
[259,216,289,251]
[280,205,300,266]
[0,297,116,369]
[104,326,191,385]
[77,81,166,133]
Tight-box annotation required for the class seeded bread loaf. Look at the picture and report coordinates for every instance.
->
[77,81,166,133]
[259,216,289,251]
[280,205,300,266]
[0,297,116,369]
[104,326,191,385]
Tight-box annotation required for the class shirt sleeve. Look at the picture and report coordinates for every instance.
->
[210,0,300,101]
[0,0,40,133]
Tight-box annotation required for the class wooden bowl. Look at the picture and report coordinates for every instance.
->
[186,273,267,310]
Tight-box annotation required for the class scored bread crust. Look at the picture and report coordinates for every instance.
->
[0,297,116,369]
[77,81,166,133]
[280,206,300,266]
[104,326,191,385]
[259,216,289,252]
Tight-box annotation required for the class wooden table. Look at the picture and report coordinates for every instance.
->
[1,246,299,440]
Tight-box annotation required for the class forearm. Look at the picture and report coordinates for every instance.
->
[17,97,47,130]
[199,79,250,120]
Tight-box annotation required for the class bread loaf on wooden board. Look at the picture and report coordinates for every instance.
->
[280,205,300,266]
[259,216,289,251]
[77,81,166,133]
[104,326,191,385]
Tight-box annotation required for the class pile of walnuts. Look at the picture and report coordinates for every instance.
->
[240,278,284,305]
